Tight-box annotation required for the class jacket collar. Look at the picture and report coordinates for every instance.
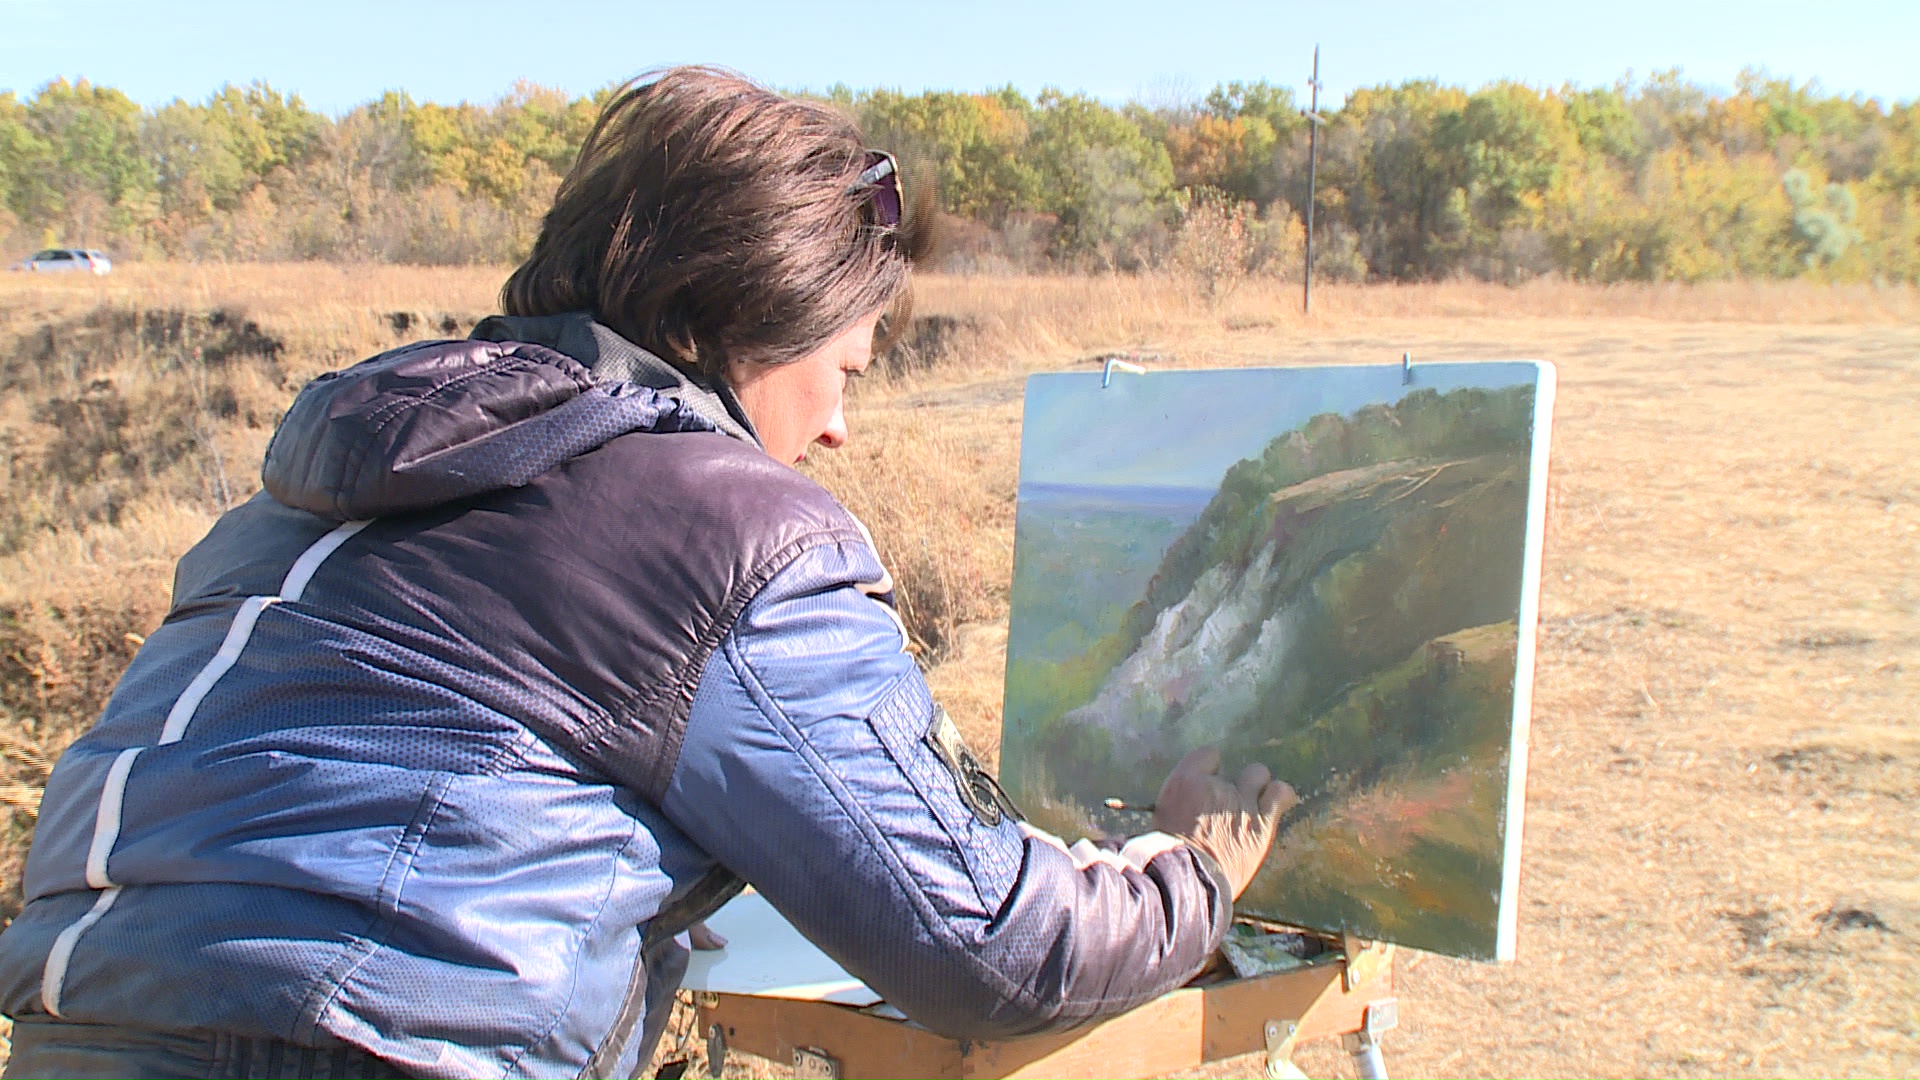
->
[470,312,761,447]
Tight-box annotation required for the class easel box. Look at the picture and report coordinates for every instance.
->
[697,938,1394,1079]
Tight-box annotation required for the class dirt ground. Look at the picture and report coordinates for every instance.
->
[1346,317,1920,1079]
[2,269,1915,1077]
[863,313,1920,1079]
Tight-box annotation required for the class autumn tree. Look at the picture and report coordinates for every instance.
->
[1,72,1915,281]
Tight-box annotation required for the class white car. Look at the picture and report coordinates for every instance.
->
[9,248,112,275]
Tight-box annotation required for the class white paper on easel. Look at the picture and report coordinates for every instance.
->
[680,889,882,1007]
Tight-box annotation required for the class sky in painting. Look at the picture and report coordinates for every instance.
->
[1019,362,1545,491]
[2,0,1914,112]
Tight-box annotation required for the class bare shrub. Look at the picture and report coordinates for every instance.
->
[214,179,534,265]
[1313,221,1370,284]
[1465,226,1558,285]
[933,212,1059,275]
[1250,201,1306,280]
[1170,186,1255,306]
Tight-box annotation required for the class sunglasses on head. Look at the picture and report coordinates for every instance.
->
[852,150,904,232]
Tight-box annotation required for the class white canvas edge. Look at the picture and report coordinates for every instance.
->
[679,890,882,1007]
[1495,360,1557,962]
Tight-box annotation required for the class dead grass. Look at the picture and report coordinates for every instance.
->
[2,266,1917,1077]
[824,277,1920,1078]
[905,275,1920,365]
[0,262,505,354]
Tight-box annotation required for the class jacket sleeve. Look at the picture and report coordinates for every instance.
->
[660,538,1233,1040]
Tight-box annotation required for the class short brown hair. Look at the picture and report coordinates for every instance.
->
[503,66,929,379]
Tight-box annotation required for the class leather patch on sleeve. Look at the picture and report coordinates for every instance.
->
[924,706,1022,827]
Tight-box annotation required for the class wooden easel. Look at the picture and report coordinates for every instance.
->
[693,932,1399,1079]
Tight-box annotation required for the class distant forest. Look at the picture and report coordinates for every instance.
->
[3,71,1916,282]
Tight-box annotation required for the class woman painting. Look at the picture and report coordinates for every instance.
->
[0,67,1289,1079]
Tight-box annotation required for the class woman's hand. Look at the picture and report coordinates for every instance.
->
[687,921,728,950]
[1151,747,1297,899]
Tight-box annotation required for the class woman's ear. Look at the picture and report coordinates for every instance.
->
[721,355,758,393]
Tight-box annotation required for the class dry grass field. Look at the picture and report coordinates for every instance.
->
[1,266,1916,1077]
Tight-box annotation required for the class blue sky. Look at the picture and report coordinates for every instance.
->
[3,0,1915,113]
[1020,363,1544,491]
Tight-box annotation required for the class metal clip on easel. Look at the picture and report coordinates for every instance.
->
[1103,358,1147,388]
[1261,986,1398,1079]
[1342,998,1398,1079]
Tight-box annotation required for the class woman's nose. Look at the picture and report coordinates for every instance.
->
[816,403,849,450]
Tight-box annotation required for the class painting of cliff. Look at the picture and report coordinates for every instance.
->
[1001,362,1556,960]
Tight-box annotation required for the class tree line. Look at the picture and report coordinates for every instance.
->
[3,71,1916,282]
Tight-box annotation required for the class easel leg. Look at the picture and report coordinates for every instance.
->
[1263,1021,1306,1080]
[1340,999,1398,1080]
[1345,1035,1387,1080]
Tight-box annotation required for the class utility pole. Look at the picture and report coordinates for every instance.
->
[1303,45,1325,314]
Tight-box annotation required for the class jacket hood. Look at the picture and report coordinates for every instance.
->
[470,312,760,445]
[262,328,719,522]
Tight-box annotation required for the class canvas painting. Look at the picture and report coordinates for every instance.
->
[1000,362,1555,961]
